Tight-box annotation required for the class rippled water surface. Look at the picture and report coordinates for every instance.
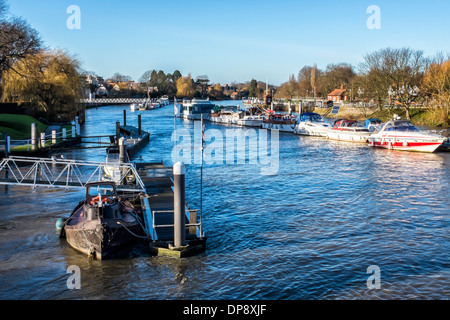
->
[0,103,449,300]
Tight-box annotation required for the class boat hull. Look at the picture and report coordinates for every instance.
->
[261,122,296,132]
[327,131,371,143]
[294,124,331,137]
[368,137,444,153]
[64,204,143,260]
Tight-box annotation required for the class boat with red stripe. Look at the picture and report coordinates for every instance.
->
[367,116,446,153]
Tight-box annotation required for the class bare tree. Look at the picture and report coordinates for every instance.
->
[0,16,42,82]
[360,47,426,119]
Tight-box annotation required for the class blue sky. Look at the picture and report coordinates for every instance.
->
[7,0,450,85]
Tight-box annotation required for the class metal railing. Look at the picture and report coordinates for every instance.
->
[0,156,145,192]
[150,209,204,242]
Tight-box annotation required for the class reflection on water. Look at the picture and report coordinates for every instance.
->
[0,104,449,300]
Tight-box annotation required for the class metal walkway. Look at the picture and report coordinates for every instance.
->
[0,156,145,192]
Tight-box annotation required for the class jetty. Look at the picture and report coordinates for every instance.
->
[0,155,206,258]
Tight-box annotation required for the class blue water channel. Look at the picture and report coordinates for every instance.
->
[0,102,448,299]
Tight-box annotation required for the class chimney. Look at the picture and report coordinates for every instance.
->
[340,83,344,90]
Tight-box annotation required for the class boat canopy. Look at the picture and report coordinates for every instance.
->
[299,112,322,122]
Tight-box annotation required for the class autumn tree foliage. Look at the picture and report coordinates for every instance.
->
[176,74,195,98]
[2,50,83,121]
[422,59,450,124]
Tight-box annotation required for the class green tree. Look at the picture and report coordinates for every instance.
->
[248,79,258,97]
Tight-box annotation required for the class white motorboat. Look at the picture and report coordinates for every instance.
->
[180,98,214,120]
[327,119,371,143]
[294,112,332,137]
[237,115,265,127]
[261,112,297,132]
[367,119,446,153]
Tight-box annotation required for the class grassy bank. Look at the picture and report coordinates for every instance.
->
[0,114,48,140]
[315,106,450,128]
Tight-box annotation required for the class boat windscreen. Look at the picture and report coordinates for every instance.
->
[385,121,419,132]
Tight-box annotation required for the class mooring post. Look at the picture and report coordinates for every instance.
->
[138,114,142,136]
[31,123,37,150]
[4,133,9,157]
[51,130,56,144]
[116,121,120,146]
[62,127,67,141]
[173,162,186,248]
[75,116,80,136]
[123,109,127,127]
[119,137,127,163]
[71,120,76,138]
[40,133,45,148]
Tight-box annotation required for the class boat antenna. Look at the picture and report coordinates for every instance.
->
[200,113,205,216]
[174,97,178,163]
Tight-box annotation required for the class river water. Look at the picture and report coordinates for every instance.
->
[0,102,448,300]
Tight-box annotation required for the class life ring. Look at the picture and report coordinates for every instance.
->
[90,196,110,205]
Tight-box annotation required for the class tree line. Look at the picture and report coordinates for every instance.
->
[276,47,450,124]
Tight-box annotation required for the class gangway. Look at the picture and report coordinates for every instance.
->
[0,156,145,192]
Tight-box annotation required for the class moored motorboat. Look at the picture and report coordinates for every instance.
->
[327,119,371,143]
[261,112,297,132]
[294,112,332,137]
[61,182,146,260]
[180,98,214,120]
[367,119,446,152]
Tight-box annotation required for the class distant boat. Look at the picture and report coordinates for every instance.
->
[261,111,297,132]
[237,115,265,127]
[367,119,446,153]
[180,98,214,120]
[130,103,136,111]
[327,119,371,143]
[294,112,332,137]
[210,107,243,124]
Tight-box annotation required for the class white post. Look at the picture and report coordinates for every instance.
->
[52,130,56,144]
[173,162,186,248]
[31,123,37,150]
[40,133,46,148]
[75,116,80,136]
[62,128,67,141]
[71,121,76,138]
[6,135,10,154]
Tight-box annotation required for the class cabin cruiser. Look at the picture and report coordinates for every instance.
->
[237,115,265,127]
[294,112,332,137]
[327,119,371,143]
[367,119,446,152]
[210,108,243,124]
[180,98,214,120]
[261,112,297,132]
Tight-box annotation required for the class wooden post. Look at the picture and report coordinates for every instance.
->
[138,114,142,136]
[123,109,127,127]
